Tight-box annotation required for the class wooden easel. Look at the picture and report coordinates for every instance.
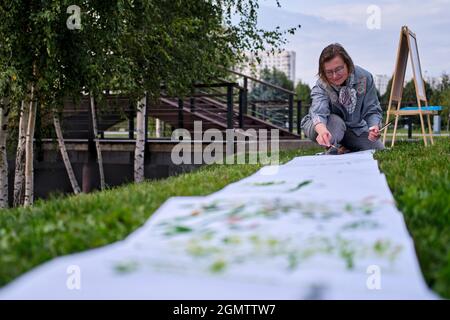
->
[382,26,434,147]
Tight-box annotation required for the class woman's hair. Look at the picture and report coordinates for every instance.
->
[318,43,355,83]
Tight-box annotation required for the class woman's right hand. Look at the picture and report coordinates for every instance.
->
[315,123,332,147]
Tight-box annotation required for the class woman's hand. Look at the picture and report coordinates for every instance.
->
[368,126,380,141]
[315,123,332,147]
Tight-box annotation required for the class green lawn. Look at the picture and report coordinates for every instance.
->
[0,139,449,298]
[374,138,450,298]
[0,148,320,288]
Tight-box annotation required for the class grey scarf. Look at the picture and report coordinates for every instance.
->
[331,73,357,114]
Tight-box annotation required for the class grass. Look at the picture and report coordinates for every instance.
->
[374,138,450,298]
[0,147,320,288]
[0,139,449,298]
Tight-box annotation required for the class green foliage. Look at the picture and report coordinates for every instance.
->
[430,73,450,129]
[249,67,294,126]
[403,79,433,103]
[381,74,450,129]
[381,77,433,106]
[249,67,294,101]
[295,80,311,105]
[0,1,300,110]
[437,89,450,128]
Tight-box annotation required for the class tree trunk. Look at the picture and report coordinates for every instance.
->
[155,118,161,138]
[134,96,146,183]
[89,96,105,190]
[0,99,10,209]
[53,109,81,194]
[13,100,28,207]
[24,88,37,207]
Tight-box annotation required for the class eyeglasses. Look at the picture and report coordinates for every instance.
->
[325,65,346,78]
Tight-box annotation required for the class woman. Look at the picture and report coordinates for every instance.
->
[301,43,385,154]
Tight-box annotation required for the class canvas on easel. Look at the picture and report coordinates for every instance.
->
[382,26,436,146]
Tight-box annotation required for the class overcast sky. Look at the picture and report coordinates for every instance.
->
[255,0,450,86]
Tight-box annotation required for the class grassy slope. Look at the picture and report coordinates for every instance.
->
[0,148,319,287]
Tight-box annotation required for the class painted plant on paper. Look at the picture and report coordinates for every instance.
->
[113,197,403,277]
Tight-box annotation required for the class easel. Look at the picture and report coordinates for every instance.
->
[382,26,435,147]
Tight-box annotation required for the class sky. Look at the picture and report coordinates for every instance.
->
[254,0,450,86]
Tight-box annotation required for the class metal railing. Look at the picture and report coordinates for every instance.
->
[59,70,306,141]
[227,69,300,134]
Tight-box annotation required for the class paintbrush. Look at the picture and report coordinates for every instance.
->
[370,121,393,132]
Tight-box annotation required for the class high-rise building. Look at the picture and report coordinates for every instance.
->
[239,51,296,84]
[374,74,390,96]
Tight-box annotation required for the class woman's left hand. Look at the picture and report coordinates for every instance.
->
[368,126,380,141]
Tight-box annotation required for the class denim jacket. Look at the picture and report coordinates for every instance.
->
[301,65,382,136]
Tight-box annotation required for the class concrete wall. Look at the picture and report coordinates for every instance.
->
[6,139,314,206]
[7,142,201,205]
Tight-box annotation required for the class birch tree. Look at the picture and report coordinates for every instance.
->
[134,96,147,183]
[23,88,37,207]
[89,96,105,190]
[0,98,10,208]
[13,100,28,206]
[155,119,161,138]
[0,67,22,209]
[53,110,81,194]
